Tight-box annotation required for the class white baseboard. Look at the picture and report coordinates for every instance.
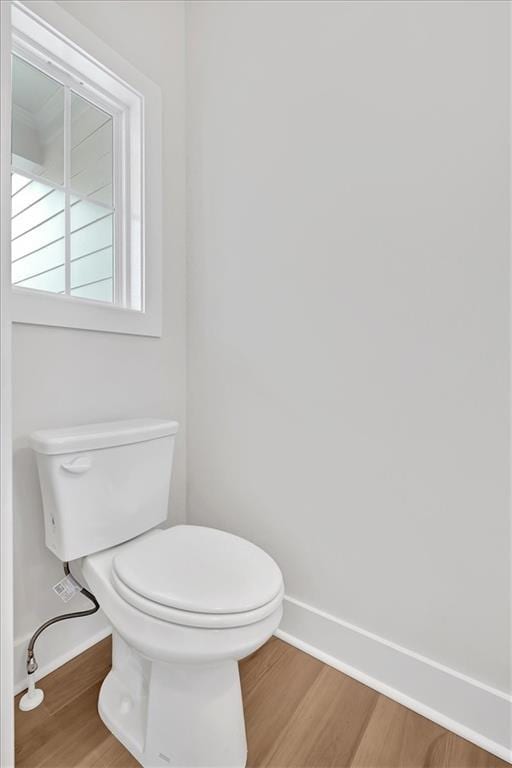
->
[277,595,512,764]
[13,594,511,764]
[14,614,111,696]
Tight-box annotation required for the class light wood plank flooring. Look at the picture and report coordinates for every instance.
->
[15,636,507,768]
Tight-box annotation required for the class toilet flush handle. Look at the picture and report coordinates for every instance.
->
[61,456,92,474]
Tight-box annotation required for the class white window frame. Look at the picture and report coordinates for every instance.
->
[10,1,162,337]
[11,48,123,306]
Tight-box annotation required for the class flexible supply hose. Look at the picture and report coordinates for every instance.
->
[26,562,99,675]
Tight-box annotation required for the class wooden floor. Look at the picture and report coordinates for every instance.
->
[15,636,506,768]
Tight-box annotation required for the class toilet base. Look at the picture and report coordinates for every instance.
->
[98,632,247,768]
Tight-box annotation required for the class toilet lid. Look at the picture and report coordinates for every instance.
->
[112,525,283,615]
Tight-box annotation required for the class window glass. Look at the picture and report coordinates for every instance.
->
[11,173,65,294]
[70,194,114,303]
[71,92,113,207]
[11,55,115,305]
[11,56,64,185]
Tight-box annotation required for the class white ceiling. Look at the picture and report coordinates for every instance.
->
[12,55,61,115]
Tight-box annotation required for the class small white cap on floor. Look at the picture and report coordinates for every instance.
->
[19,676,44,711]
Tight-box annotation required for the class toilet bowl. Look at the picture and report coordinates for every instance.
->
[82,526,283,768]
[30,419,284,768]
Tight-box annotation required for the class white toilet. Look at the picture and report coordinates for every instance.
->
[30,418,284,768]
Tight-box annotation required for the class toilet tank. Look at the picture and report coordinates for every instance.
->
[30,418,179,562]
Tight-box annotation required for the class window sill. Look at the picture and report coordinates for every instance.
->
[12,287,161,337]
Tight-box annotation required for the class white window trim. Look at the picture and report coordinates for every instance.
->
[0,4,13,766]
[10,1,162,337]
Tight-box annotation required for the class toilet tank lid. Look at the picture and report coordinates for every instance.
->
[30,418,179,455]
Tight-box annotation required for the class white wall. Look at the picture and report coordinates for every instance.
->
[13,0,186,686]
[186,0,510,750]
[11,0,510,756]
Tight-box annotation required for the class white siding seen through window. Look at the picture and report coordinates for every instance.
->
[11,54,115,304]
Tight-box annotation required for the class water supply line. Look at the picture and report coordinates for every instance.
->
[19,562,99,711]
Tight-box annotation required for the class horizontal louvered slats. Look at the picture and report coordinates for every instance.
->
[12,240,65,284]
[11,173,31,196]
[71,247,113,288]
[71,278,112,302]
[11,174,115,300]
[71,215,113,261]
[11,206,65,264]
[12,177,54,217]
[16,264,65,293]
[70,198,112,231]
[11,55,116,304]
[11,188,65,240]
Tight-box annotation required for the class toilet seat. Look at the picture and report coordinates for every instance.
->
[111,569,284,628]
[111,525,284,628]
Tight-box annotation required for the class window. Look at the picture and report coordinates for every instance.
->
[10,2,162,336]
[12,55,116,303]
